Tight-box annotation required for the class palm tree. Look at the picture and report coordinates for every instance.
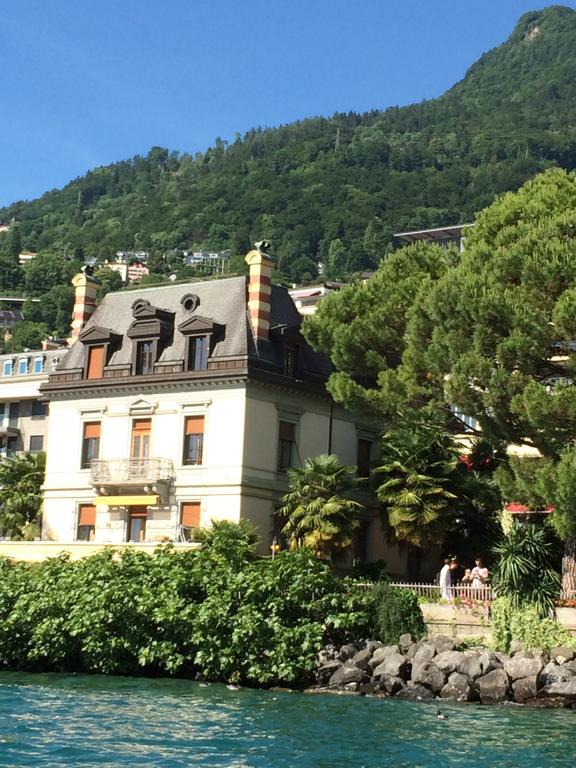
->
[0,452,45,539]
[277,454,363,560]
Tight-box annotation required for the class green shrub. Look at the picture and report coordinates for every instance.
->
[371,582,426,644]
[0,539,373,687]
[491,597,576,652]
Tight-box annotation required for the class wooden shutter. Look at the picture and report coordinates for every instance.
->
[181,502,201,528]
[78,504,96,526]
[87,346,105,379]
[132,419,151,433]
[185,416,205,435]
[83,422,101,439]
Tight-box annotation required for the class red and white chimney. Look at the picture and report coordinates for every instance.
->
[70,270,101,342]
[245,243,276,341]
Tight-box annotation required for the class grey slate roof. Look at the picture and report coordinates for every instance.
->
[57,276,332,379]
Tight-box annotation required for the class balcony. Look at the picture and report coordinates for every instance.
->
[90,458,175,487]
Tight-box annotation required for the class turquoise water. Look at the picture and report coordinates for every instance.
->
[0,673,574,767]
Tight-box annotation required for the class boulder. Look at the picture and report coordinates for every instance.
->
[539,662,575,687]
[563,660,576,674]
[329,663,369,687]
[378,674,405,695]
[477,669,510,704]
[538,679,576,700]
[338,644,358,662]
[412,642,437,665]
[430,635,454,654]
[434,650,465,675]
[457,653,483,680]
[399,633,413,651]
[368,645,399,670]
[512,675,539,704]
[395,683,435,701]
[352,649,373,671]
[503,655,544,682]
[440,672,478,702]
[479,651,503,676]
[411,661,446,693]
[316,660,343,683]
[357,681,380,696]
[372,653,410,681]
[551,647,576,664]
[509,639,524,655]
[365,640,384,654]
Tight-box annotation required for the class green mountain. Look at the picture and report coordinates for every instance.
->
[3,5,576,282]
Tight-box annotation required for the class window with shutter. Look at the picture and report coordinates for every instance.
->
[183,416,204,465]
[81,422,101,468]
[87,346,105,379]
[77,504,96,541]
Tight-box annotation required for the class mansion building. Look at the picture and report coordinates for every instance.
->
[40,247,402,567]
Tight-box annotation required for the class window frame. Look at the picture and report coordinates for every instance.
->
[182,415,205,466]
[134,339,156,375]
[76,503,96,542]
[17,358,28,376]
[28,435,44,453]
[187,335,210,371]
[277,420,297,472]
[33,356,44,374]
[81,421,101,469]
[3,359,13,377]
[85,345,106,380]
[31,400,48,418]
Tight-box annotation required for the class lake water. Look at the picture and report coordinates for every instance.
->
[0,672,574,767]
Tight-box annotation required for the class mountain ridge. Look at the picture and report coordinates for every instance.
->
[2,5,576,282]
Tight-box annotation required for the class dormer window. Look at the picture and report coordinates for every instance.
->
[78,326,122,380]
[3,359,13,376]
[18,358,28,375]
[284,343,299,378]
[188,336,209,371]
[33,356,43,374]
[87,345,105,379]
[127,299,174,376]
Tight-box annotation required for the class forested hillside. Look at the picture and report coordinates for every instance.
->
[2,5,576,283]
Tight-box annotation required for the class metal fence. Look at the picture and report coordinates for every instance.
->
[91,457,175,485]
[390,581,495,601]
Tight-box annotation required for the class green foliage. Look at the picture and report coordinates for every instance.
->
[3,8,576,282]
[4,320,50,352]
[23,254,79,296]
[278,454,362,560]
[22,285,74,338]
[0,542,373,686]
[93,266,123,301]
[370,581,426,645]
[491,596,575,652]
[0,453,45,539]
[492,524,561,617]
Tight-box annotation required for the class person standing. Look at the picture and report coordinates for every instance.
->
[471,557,489,594]
[439,558,452,600]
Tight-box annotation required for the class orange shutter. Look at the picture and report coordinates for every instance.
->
[132,419,151,433]
[83,422,101,439]
[181,502,201,528]
[87,346,105,379]
[78,504,96,526]
[185,416,205,435]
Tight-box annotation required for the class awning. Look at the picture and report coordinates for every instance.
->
[93,495,159,506]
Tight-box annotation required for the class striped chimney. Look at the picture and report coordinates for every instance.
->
[70,269,101,342]
[245,241,276,341]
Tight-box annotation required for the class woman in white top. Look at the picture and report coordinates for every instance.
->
[439,558,452,600]
[471,557,489,590]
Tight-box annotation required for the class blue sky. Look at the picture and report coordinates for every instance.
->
[0,1,574,207]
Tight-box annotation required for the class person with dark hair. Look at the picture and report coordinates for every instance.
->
[439,558,452,600]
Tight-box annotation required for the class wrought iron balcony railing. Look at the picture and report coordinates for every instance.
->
[90,458,175,486]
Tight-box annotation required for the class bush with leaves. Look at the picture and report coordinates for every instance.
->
[0,525,373,686]
[491,597,575,652]
[370,581,426,645]
[492,523,561,617]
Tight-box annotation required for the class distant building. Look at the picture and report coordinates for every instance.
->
[105,259,150,283]
[394,223,474,253]
[183,250,230,274]
[0,223,10,234]
[0,348,63,456]
[288,282,343,316]
[18,251,39,265]
[0,309,23,333]
[115,251,149,264]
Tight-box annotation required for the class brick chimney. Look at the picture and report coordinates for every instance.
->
[245,241,276,342]
[70,269,100,342]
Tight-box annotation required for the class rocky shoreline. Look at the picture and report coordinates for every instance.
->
[306,635,576,708]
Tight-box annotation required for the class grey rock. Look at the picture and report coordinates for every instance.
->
[479,651,503,675]
[399,633,413,650]
[431,635,454,654]
[365,640,383,654]
[316,660,342,683]
[411,661,446,693]
[434,650,465,675]
[368,645,399,669]
[504,655,544,682]
[457,653,483,680]
[563,660,576,674]
[509,639,524,654]
[378,674,405,695]
[405,642,421,660]
[540,662,575,687]
[372,653,410,681]
[440,672,478,702]
[395,683,435,701]
[329,663,369,687]
[338,644,358,662]
[477,669,510,704]
[512,675,539,704]
[352,649,373,671]
[413,642,437,665]
[538,679,576,700]
[357,681,380,695]
[551,646,576,663]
